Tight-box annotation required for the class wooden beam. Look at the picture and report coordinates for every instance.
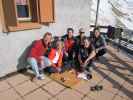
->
[0,0,9,32]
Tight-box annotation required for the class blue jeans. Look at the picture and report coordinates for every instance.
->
[27,57,41,77]
[27,57,52,77]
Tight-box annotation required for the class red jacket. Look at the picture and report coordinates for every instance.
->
[48,48,63,68]
[28,39,47,62]
[64,38,75,52]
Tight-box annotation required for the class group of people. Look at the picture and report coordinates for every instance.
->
[27,27,107,80]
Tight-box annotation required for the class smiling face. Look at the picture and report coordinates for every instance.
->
[43,33,52,46]
[84,39,91,48]
[67,28,74,39]
[56,41,63,50]
[95,30,100,38]
[68,30,73,39]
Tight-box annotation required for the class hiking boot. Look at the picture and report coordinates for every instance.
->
[86,73,92,80]
[36,74,45,80]
[90,85,103,91]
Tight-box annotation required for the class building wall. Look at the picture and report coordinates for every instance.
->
[0,16,2,32]
[0,0,92,77]
[0,2,3,33]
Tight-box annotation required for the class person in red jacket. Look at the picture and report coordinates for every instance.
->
[27,32,52,80]
[40,40,64,73]
[62,28,76,69]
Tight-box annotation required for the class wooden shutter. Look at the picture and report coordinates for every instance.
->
[29,0,38,22]
[2,0,17,26]
[38,0,54,23]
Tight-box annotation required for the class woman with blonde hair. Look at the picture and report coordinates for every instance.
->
[40,40,64,73]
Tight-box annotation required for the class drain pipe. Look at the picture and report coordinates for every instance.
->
[95,0,100,27]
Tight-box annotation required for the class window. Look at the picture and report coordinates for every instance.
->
[16,0,32,21]
[2,0,55,32]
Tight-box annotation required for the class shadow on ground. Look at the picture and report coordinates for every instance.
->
[94,49,133,99]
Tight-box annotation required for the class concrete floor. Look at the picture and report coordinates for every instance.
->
[0,46,132,100]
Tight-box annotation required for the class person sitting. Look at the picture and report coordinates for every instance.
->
[74,28,86,70]
[27,32,52,80]
[91,27,107,59]
[74,28,86,55]
[40,40,64,73]
[75,28,86,48]
[77,37,96,80]
[62,28,76,68]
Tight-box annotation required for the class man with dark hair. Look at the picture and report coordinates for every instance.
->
[27,32,52,80]
[91,27,107,59]
[62,28,76,69]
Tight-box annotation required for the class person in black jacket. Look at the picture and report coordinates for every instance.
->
[77,37,96,80]
[91,27,107,59]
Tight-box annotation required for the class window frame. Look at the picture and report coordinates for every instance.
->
[16,0,32,22]
[1,0,55,32]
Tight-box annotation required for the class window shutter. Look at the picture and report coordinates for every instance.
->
[38,0,54,23]
[30,0,38,22]
[2,0,17,26]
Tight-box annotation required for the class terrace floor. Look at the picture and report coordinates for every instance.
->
[0,46,133,100]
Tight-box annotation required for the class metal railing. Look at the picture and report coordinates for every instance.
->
[90,25,133,54]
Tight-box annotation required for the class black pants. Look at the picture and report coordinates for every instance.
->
[63,51,74,61]
[96,49,106,57]
[63,51,75,70]
[75,59,93,73]
[45,67,58,73]
[45,65,72,73]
